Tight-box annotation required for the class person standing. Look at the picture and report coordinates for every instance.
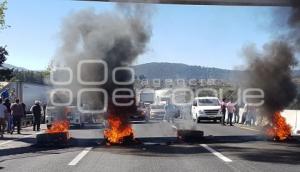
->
[242,104,248,125]
[226,100,236,126]
[3,99,12,133]
[42,103,47,124]
[30,101,42,131]
[221,98,227,125]
[10,99,24,134]
[248,104,257,126]
[234,103,240,124]
[164,100,175,123]
[0,98,7,138]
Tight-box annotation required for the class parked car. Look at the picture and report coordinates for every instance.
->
[191,97,222,123]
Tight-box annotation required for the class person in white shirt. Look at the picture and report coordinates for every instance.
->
[226,100,236,126]
[0,98,8,138]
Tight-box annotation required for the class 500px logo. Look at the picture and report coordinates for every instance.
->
[50,59,135,113]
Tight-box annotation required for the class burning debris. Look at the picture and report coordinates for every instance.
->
[265,112,292,141]
[47,120,70,135]
[51,4,153,145]
[243,6,300,140]
[36,107,70,146]
[104,114,134,144]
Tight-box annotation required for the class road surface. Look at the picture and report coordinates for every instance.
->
[1,114,300,172]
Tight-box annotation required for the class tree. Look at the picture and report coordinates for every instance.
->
[0,0,8,30]
[139,74,146,80]
[0,0,12,81]
[0,46,7,66]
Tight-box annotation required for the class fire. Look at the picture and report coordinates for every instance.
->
[47,120,70,134]
[266,112,292,141]
[104,114,134,144]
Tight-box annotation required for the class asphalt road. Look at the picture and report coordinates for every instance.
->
[1,115,300,172]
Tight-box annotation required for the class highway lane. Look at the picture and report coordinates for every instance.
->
[0,116,300,172]
[174,119,300,172]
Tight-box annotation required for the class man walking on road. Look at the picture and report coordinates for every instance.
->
[11,99,24,134]
[31,100,42,131]
[0,98,7,138]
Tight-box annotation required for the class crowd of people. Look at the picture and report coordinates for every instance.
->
[0,98,43,138]
[220,98,257,126]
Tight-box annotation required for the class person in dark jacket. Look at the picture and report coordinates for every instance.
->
[30,101,42,131]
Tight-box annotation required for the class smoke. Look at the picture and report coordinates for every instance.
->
[243,6,300,119]
[52,4,153,117]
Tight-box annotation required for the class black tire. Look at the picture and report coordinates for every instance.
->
[46,124,52,129]
[197,118,201,123]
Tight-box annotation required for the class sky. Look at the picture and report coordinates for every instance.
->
[0,0,277,70]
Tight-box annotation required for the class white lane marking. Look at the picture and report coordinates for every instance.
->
[200,144,232,163]
[68,147,93,166]
[171,125,177,130]
[238,126,260,132]
[0,131,43,146]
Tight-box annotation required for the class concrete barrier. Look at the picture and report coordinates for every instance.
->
[281,110,300,135]
[237,108,300,135]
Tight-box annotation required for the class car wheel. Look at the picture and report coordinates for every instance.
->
[197,118,201,123]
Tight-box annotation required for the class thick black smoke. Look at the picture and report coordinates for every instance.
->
[52,5,152,117]
[244,7,300,119]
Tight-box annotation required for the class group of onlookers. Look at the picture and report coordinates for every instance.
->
[0,98,25,138]
[0,98,42,138]
[220,98,257,126]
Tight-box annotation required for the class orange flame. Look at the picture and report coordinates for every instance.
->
[266,112,291,141]
[47,120,70,134]
[104,115,134,144]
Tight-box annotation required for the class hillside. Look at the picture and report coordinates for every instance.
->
[133,62,239,80]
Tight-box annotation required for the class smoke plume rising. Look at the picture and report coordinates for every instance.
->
[244,6,300,119]
[52,4,153,118]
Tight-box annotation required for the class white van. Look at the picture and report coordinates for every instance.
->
[191,97,222,123]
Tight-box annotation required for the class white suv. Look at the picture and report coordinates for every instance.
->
[191,97,222,123]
